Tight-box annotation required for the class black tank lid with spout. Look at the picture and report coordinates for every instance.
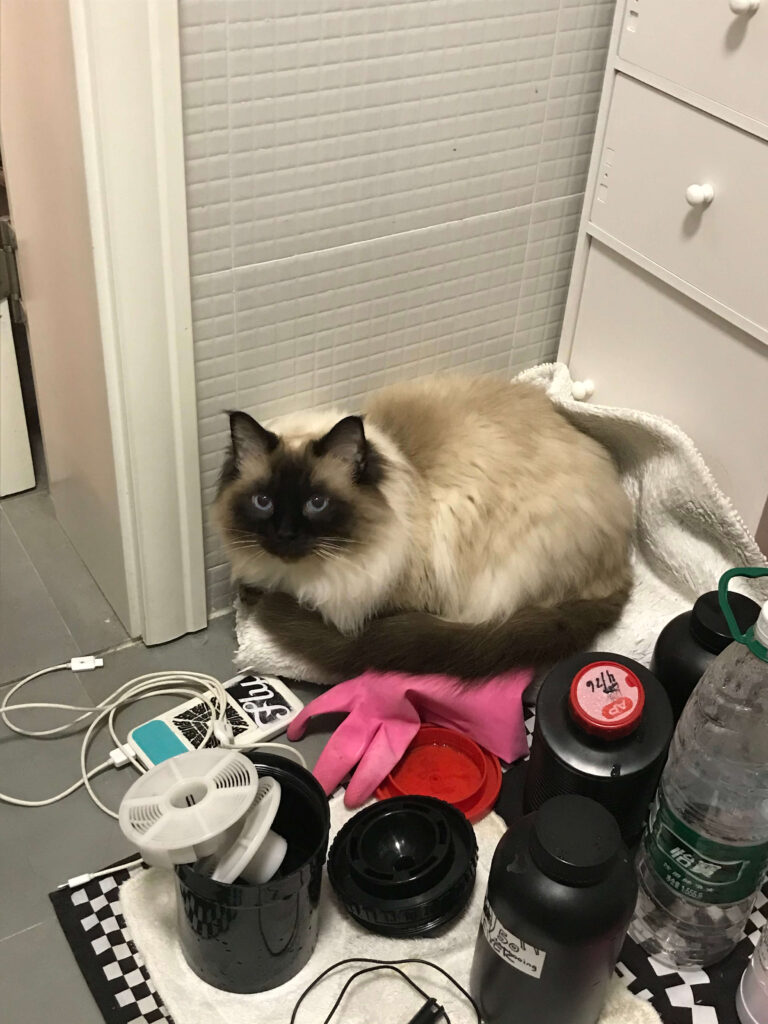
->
[524,653,673,844]
[652,590,761,722]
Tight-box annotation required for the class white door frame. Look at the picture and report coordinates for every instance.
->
[69,0,206,644]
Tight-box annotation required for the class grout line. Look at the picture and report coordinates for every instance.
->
[0,665,85,696]
[508,0,568,359]
[208,606,233,621]
[0,606,236,692]
[191,191,590,290]
[0,921,47,946]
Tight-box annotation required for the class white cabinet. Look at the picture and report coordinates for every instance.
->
[570,243,768,531]
[591,75,768,339]
[618,0,768,129]
[560,0,768,537]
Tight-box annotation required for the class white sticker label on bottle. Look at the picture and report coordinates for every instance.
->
[481,899,547,979]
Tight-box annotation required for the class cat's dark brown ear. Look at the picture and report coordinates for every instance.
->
[314,416,366,469]
[228,411,279,467]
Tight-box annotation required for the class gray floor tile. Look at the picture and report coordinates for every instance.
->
[1,686,186,931]
[78,613,240,703]
[0,917,105,1024]
[2,490,127,656]
[0,510,79,685]
[0,841,54,945]
[0,667,119,938]
[16,762,146,905]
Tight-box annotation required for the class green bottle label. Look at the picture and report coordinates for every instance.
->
[646,789,768,905]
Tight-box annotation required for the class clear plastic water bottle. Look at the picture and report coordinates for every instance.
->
[737,923,768,1024]
[630,567,768,968]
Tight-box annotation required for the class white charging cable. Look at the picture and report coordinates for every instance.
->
[0,659,306,819]
[62,856,146,890]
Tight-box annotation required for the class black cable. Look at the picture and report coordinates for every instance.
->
[407,999,451,1024]
[320,965,429,1024]
[289,956,479,1024]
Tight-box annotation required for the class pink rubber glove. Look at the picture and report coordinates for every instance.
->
[287,669,532,808]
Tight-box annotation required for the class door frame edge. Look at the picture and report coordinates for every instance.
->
[69,0,207,643]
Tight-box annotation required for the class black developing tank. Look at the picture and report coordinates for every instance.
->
[652,590,761,721]
[470,795,637,1024]
[174,754,330,994]
[524,653,673,844]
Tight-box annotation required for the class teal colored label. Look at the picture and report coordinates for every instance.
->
[131,720,187,765]
[646,789,768,905]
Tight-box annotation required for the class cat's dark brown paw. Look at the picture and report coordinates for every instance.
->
[237,583,265,608]
[253,590,319,627]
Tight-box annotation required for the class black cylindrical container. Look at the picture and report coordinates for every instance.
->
[524,653,673,844]
[328,796,478,937]
[470,795,636,1024]
[652,590,761,721]
[175,754,329,993]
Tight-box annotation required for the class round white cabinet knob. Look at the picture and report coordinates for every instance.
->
[685,183,715,208]
[729,0,760,14]
[572,379,595,402]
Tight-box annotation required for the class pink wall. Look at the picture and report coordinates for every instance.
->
[0,0,130,626]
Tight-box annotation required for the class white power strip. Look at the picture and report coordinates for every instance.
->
[126,673,304,769]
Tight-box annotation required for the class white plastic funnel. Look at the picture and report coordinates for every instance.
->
[211,776,287,885]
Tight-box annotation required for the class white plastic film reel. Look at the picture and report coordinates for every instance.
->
[118,749,258,868]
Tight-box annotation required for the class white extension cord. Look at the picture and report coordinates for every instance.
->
[0,658,307,825]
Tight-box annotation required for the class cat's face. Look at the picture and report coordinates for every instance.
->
[214,411,386,565]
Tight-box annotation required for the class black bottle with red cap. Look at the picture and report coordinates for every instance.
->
[524,652,673,844]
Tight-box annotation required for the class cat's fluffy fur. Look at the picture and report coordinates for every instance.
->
[215,375,633,680]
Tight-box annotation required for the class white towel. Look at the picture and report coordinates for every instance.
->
[520,362,767,666]
[235,362,767,678]
[121,794,660,1024]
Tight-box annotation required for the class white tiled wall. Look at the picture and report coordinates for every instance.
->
[179,0,615,609]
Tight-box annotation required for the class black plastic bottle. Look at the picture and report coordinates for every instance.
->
[652,590,761,721]
[470,795,637,1024]
[524,653,673,844]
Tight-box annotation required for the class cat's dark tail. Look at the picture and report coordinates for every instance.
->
[249,582,631,682]
[358,587,631,679]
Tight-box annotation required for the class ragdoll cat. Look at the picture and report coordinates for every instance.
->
[214,375,633,681]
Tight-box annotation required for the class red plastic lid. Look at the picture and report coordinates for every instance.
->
[569,660,645,739]
[376,726,501,823]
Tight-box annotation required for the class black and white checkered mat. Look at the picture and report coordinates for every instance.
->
[49,707,766,1024]
[50,865,172,1024]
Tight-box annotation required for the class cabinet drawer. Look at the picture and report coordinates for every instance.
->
[590,75,768,335]
[618,0,768,129]
[568,242,768,534]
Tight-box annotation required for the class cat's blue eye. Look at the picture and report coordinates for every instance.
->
[304,495,329,516]
[252,494,274,516]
